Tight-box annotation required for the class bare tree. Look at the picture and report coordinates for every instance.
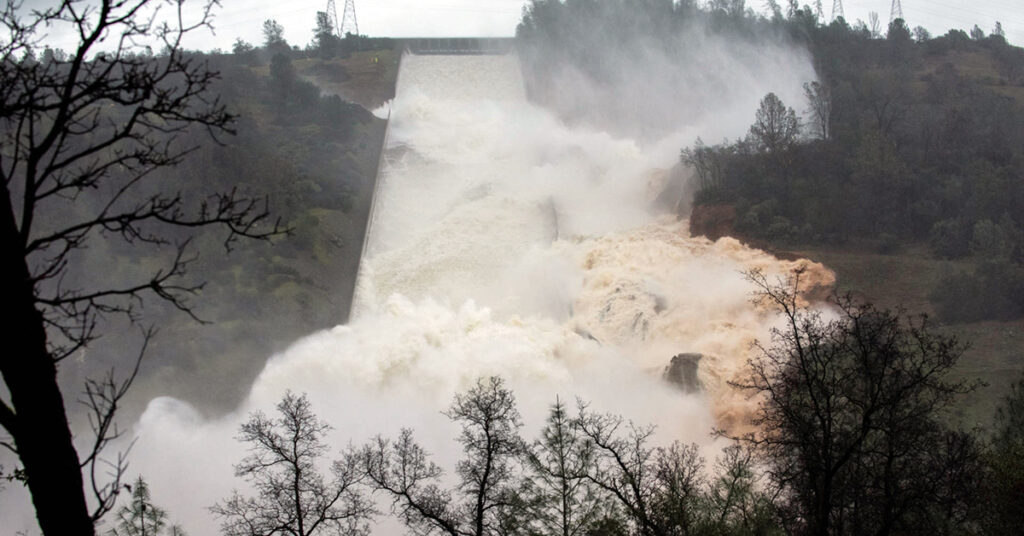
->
[212,392,374,536]
[360,429,463,536]
[803,81,832,141]
[575,408,659,536]
[360,377,524,536]
[868,12,881,38]
[681,138,735,193]
[726,269,977,536]
[1,1,283,534]
[705,445,776,535]
[576,400,778,536]
[575,406,709,536]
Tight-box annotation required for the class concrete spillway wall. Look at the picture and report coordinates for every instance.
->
[349,52,405,320]
[348,45,518,320]
[398,37,515,55]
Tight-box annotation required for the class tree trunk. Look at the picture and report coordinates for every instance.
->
[1,186,95,536]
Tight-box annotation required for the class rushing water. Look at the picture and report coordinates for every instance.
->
[131,53,831,534]
[1,54,831,534]
[348,53,833,425]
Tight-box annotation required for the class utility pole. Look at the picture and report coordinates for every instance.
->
[832,0,844,21]
[890,0,904,24]
[340,0,359,37]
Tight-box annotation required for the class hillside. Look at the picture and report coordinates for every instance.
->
[59,46,401,415]
[296,49,402,110]
[686,28,1024,424]
[516,1,1024,425]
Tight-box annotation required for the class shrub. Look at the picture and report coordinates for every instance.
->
[930,218,971,259]
[931,261,1024,322]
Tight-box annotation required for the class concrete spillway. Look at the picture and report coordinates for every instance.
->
[113,50,831,536]
[351,53,539,318]
[345,52,833,425]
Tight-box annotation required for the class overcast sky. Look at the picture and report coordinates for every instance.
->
[23,1,1024,57]
[207,0,1022,50]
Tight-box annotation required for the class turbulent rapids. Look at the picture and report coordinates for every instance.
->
[350,54,832,425]
[121,54,830,533]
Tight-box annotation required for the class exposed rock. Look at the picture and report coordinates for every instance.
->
[664,353,703,393]
[688,204,735,241]
[574,328,600,344]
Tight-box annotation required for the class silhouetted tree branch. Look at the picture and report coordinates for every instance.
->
[360,377,524,536]
[212,392,374,536]
[725,268,980,536]
[1,1,285,534]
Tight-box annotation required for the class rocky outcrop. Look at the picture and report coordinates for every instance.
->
[664,353,703,393]
[688,204,735,241]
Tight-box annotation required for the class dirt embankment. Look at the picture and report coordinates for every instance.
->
[689,204,735,242]
[689,203,804,261]
[297,49,401,111]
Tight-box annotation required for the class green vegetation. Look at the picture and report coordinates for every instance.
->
[518,0,1023,424]
[674,17,1024,326]
[75,35,400,413]
[2,2,291,532]
[982,375,1024,535]
[3,3,397,532]
[734,271,984,535]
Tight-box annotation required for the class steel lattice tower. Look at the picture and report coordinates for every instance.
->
[326,0,341,37]
[815,0,824,21]
[890,0,904,23]
[832,0,844,21]
[340,0,359,37]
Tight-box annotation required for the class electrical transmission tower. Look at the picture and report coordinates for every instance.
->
[832,0,844,21]
[815,0,824,21]
[326,0,341,36]
[890,0,903,24]
[339,0,359,37]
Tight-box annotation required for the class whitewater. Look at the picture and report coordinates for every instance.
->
[3,53,832,534]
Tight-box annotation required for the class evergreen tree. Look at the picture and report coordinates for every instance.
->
[522,398,605,536]
[314,12,339,59]
[109,477,185,536]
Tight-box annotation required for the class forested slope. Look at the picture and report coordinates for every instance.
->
[60,45,399,413]
[516,0,1024,422]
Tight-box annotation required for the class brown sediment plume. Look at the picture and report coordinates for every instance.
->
[571,219,834,432]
